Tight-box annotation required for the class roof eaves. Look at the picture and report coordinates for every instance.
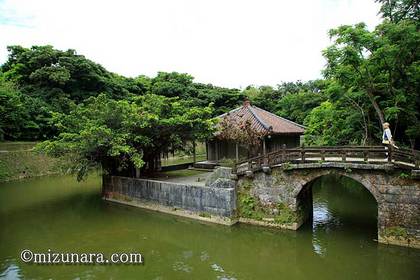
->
[217,106,242,118]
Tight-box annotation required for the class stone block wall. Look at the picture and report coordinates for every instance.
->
[236,163,420,248]
[102,173,237,221]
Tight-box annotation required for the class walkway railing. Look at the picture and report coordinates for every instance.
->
[234,145,420,175]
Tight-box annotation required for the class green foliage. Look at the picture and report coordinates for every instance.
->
[2,45,130,102]
[0,149,62,181]
[0,46,244,141]
[246,81,327,124]
[237,191,298,225]
[0,79,53,140]
[376,0,419,22]
[237,192,264,220]
[37,94,216,180]
[320,16,420,146]
[399,172,410,179]
[1,0,419,170]
[304,101,355,145]
[241,179,253,190]
[274,203,298,225]
[281,162,292,170]
[276,90,326,124]
[383,226,409,239]
[199,212,211,218]
[218,158,237,168]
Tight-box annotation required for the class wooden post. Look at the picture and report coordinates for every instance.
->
[235,142,239,162]
[262,138,268,165]
[192,140,196,163]
[321,149,325,161]
[364,151,368,163]
[232,163,237,174]
[388,146,393,163]
[342,150,346,162]
[215,141,219,161]
[413,149,419,169]
[156,155,162,171]
[301,143,305,163]
[282,144,286,162]
[263,138,267,155]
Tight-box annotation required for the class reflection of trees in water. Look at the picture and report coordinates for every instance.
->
[294,174,381,279]
[308,174,378,256]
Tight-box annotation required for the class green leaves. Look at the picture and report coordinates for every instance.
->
[37,94,216,180]
[319,14,420,147]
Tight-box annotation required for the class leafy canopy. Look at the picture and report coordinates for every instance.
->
[38,94,216,180]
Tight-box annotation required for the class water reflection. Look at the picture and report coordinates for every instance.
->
[0,174,419,280]
[309,174,379,261]
[0,263,21,280]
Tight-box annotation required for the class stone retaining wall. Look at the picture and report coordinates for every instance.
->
[102,171,237,223]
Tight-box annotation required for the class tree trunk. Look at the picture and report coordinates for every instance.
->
[366,90,385,129]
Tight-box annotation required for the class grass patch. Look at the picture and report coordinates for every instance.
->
[237,192,264,220]
[147,169,210,182]
[159,169,208,178]
[383,226,408,239]
[0,141,37,151]
[161,154,206,166]
[0,148,62,181]
[274,203,298,224]
[218,158,237,168]
[199,212,211,218]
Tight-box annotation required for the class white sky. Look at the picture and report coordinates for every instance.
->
[0,0,381,88]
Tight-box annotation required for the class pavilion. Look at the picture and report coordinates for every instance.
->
[205,100,305,162]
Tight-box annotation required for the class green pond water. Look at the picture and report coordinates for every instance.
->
[0,174,419,280]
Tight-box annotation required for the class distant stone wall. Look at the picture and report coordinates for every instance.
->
[102,170,237,223]
[0,150,61,182]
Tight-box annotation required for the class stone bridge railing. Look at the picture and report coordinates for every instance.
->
[234,145,420,175]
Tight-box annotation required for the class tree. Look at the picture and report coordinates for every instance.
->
[1,45,133,103]
[0,80,25,140]
[376,0,420,22]
[0,78,53,140]
[37,94,216,180]
[217,114,265,157]
[323,18,419,147]
[246,81,326,123]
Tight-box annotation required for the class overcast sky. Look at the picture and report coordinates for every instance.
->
[0,0,381,88]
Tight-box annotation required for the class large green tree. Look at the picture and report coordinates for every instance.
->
[38,94,216,180]
[315,0,420,147]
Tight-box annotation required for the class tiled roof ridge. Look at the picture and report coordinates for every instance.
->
[216,102,305,135]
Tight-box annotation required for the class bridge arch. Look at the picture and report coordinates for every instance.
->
[293,169,382,204]
[235,161,420,248]
[294,170,379,230]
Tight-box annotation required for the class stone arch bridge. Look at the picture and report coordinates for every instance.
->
[233,146,420,248]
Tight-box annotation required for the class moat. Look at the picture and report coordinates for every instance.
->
[1,174,419,279]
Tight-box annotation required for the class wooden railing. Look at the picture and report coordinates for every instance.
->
[234,145,420,174]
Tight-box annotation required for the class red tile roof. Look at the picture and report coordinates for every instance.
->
[218,101,305,135]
